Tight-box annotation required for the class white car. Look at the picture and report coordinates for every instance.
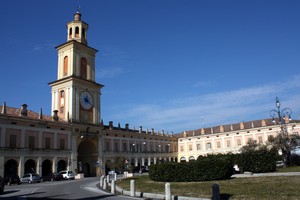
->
[58,170,75,180]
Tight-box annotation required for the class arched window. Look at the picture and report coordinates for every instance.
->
[69,28,72,38]
[189,156,195,162]
[63,56,68,76]
[80,57,87,79]
[82,28,86,39]
[180,157,186,163]
[60,90,65,114]
[75,27,79,37]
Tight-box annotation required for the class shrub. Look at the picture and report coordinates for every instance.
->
[149,154,234,182]
[234,149,277,173]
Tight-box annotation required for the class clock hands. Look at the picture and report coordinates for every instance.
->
[84,96,92,106]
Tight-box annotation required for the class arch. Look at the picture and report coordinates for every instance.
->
[75,26,79,37]
[63,56,68,76]
[24,159,36,173]
[189,156,195,162]
[82,28,86,39]
[57,160,67,173]
[180,157,186,163]
[80,57,87,79]
[4,159,18,176]
[69,28,72,38]
[77,139,98,177]
[42,159,52,176]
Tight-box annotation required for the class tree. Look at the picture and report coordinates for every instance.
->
[267,127,300,167]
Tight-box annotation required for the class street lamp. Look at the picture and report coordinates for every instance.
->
[269,97,293,167]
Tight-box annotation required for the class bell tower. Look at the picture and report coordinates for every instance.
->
[49,11,103,124]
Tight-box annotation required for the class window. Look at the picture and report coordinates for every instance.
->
[69,28,72,38]
[82,28,86,38]
[29,136,35,149]
[60,139,65,150]
[206,142,212,150]
[114,142,119,152]
[227,140,231,147]
[105,141,110,152]
[268,135,275,141]
[122,143,127,152]
[188,144,193,151]
[63,56,68,76]
[237,139,242,146]
[217,141,221,148]
[75,26,79,37]
[45,137,51,149]
[80,57,87,79]
[258,136,263,144]
[180,145,184,152]
[196,143,201,150]
[60,90,65,114]
[10,135,17,148]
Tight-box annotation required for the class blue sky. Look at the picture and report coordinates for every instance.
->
[1,0,300,133]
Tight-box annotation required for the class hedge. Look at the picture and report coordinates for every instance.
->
[149,154,234,182]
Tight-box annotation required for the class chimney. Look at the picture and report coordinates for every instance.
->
[20,104,28,117]
[39,108,43,119]
[201,128,205,134]
[261,119,266,127]
[118,123,121,129]
[151,128,154,135]
[109,121,113,130]
[220,125,224,133]
[125,123,129,130]
[139,126,143,133]
[1,101,6,114]
[52,110,59,121]
[240,122,244,129]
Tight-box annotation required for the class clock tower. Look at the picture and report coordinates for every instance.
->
[49,11,103,124]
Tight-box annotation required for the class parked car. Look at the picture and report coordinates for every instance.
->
[276,161,284,168]
[58,170,75,180]
[4,174,21,185]
[20,173,41,184]
[0,176,4,194]
[42,173,63,182]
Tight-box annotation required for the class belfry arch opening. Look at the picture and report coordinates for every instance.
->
[77,139,98,177]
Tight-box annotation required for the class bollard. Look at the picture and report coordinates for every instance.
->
[130,179,135,197]
[103,178,107,190]
[100,175,104,187]
[212,183,220,200]
[165,182,171,200]
[111,180,116,194]
[107,174,110,183]
[114,172,117,181]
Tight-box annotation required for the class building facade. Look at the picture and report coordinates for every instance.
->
[178,119,300,162]
[0,11,177,178]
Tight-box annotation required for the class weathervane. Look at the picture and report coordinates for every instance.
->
[77,0,81,12]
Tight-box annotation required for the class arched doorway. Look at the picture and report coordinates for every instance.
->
[105,160,112,175]
[77,139,98,177]
[57,160,67,173]
[42,159,52,176]
[4,159,18,176]
[180,157,187,163]
[24,159,36,173]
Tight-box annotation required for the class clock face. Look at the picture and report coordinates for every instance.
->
[80,91,93,110]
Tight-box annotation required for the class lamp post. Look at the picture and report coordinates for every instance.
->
[270,97,292,167]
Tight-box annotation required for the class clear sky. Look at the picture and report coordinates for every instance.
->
[1,0,300,133]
